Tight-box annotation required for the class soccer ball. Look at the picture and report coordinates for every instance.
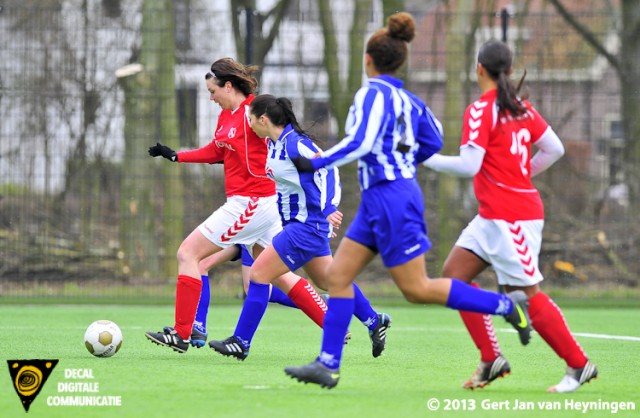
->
[84,320,123,357]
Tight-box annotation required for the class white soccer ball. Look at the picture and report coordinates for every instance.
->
[84,320,123,357]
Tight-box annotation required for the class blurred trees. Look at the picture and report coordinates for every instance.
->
[548,0,640,207]
[118,0,182,277]
[230,0,293,67]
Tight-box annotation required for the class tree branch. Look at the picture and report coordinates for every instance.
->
[256,0,292,64]
[546,0,623,79]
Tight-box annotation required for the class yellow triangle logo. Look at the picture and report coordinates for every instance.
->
[7,359,58,412]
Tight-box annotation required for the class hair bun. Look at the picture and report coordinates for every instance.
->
[387,12,416,43]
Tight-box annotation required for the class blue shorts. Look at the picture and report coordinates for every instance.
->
[272,222,332,271]
[346,178,431,267]
[231,244,254,267]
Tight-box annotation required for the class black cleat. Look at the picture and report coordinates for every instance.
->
[145,327,189,353]
[463,355,511,390]
[504,291,531,345]
[189,327,208,348]
[285,361,340,389]
[208,336,249,361]
[369,313,391,358]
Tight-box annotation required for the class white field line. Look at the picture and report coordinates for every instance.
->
[2,325,639,342]
[496,328,640,342]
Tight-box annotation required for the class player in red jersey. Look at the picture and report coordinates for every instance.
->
[144,58,327,352]
[424,40,597,393]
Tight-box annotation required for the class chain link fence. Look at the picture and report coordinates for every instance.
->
[0,1,636,302]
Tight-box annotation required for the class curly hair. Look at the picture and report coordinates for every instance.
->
[365,12,416,74]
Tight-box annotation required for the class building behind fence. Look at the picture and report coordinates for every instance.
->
[0,0,636,302]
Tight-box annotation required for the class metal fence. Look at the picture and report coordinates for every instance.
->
[0,1,636,302]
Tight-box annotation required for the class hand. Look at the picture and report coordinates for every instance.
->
[326,211,343,230]
[292,156,315,172]
[148,142,178,162]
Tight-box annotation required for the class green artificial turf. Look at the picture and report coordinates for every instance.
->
[0,304,638,418]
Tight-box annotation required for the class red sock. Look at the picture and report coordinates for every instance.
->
[459,283,501,362]
[287,278,327,328]
[529,292,587,369]
[174,275,202,340]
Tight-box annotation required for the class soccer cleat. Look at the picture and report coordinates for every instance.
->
[547,360,598,393]
[145,327,189,353]
[189,327,208,348]
[208,336,249,361]
[162,325,207,348]
[284,361,340,389]
[369,312,391,357]
[503,291,531,345]
[462,355,511,390]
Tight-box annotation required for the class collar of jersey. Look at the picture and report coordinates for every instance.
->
[369,74,404,89]
[277,124,295,142]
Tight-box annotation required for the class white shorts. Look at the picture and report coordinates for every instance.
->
[455,215,544,287]
[198,195,282,253]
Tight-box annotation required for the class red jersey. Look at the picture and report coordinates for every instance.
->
[461,89,549,222]
[177,95,275,198]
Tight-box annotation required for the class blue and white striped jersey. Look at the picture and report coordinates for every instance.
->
[312,74,443,190]
[266,124,341,237]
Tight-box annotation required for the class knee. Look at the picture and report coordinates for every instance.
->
[176,243,193,265]
[311,277,328,291]
[397,280,437,304]
[401,289,422,304]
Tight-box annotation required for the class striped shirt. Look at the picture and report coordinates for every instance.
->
[266,124,341,237]
[311,75,443,190]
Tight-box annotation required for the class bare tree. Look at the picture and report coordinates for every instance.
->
[547,0,640,205]
[317,0,372,138]
[118,0,182,277]
[230,0,293,68]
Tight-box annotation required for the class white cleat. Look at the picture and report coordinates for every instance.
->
[547,360,598,393]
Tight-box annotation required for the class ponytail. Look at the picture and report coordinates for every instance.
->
[478,40,527,117]
[250,94,317,142]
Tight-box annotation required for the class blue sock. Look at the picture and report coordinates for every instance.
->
[268,284,298,309]
[446,279,513,315]
[193,274,210,333]
[352,283,378,330]
[318,297,354,369]
[233,281,270,349]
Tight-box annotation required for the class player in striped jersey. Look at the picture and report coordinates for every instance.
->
[285,12,532,389]
[208,94,390,360]
[144,58,328,353]
[423,40,597,393]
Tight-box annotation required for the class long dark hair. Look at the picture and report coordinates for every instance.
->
[477,40,527,117]
[250,94,317,142]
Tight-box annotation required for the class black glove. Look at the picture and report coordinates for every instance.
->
[148,142,178,162]
[292,156,315,172]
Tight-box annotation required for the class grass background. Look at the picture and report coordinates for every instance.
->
[0,303,638,418]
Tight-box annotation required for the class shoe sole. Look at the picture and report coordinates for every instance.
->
[144,333,187,353]
[284,370,337,389]
[463,370,511,390]
[547,365,599,393]
[190,340,206,348]
[208,345,247,361]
